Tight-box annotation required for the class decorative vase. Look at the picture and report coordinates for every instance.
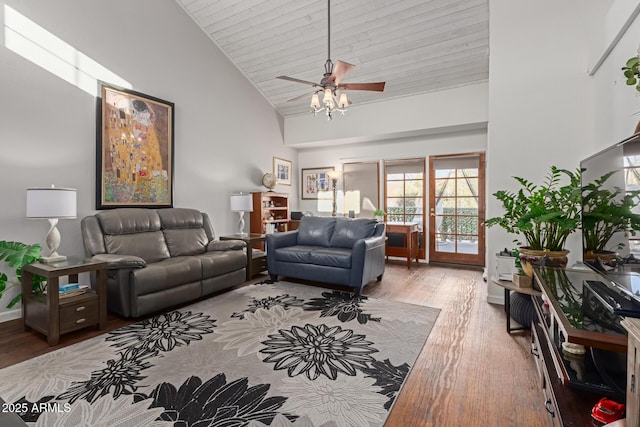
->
[583,250,617,269]
[518,247,570,277]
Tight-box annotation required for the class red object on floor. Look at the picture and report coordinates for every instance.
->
[591,398,625,424]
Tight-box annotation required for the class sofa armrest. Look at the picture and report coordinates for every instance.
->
[207,240,246,252]
[350,229,387,287]
[89,253,146,269]
[265,231,298,249]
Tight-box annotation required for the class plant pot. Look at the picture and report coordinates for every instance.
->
[512,272,532,288]
[584,251,617,269]
[518,247,570,277]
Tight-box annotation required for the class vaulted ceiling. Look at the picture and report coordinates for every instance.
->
[177,0,489,117]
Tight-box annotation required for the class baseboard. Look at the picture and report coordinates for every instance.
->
[0,308,21,323]
[487,294,505,305]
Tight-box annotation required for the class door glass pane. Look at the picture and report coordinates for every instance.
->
[436,215,456,234]
[405,198,423,215]
[435,179,455,197]
[457,217,478,235]
[387,181,404,197]
[457,235,478,254]
[387,173,404,180]
[435,169,454,179]
[435,234,455,252]
[406,172,423,180]
[405,179,423,196]
[411,215,423,231]
[457,178,478,196]
[457,199,478,215]
[460,168,479,178]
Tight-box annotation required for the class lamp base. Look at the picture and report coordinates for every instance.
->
[40,254,67,264]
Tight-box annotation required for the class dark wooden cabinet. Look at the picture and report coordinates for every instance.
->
[21,258,107,346]
[531,266,628,425]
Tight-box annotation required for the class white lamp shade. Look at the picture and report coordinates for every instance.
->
[327,170,342,180]
[338,93,348,108]
[26,186,77,219]
[322,88,333,103]
[310,93,320,109]
[230,193,253,212]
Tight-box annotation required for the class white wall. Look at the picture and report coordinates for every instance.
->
[284,82,489,147]
[0,0,296,319]
[485,0,612,304]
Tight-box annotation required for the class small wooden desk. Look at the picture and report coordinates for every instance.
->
[385,222,419,269]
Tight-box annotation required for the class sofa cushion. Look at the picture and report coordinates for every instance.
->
[104,231,170,263]
[197,250,247,277]
[329,218,377,248]
[274,246,323,264]
[297,217,336,247]
[163,229,208,256]
[97,208,162,234]
[308,247,353,269]
[131,257,202,296]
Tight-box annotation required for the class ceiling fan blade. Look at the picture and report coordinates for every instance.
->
[326,60,355,86]
[285,91,317,103]
[339,82,386,92]
[277,76,320,87]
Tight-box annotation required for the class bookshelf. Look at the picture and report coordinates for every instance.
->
[250,192,290,235]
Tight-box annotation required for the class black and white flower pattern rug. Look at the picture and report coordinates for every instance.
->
[0,281,439,427]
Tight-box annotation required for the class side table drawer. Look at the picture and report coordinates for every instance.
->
[60,297,99,334]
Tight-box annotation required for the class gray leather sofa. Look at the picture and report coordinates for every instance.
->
[266,216,386,295]
[81,208,246,318]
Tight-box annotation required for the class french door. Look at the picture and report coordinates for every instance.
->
[429,153,485,266]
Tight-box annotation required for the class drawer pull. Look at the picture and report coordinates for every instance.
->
[76,306,86,312]
[76,318,86,324]
[545,399,555,416]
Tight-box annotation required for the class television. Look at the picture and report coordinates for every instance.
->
[580,132,640,265]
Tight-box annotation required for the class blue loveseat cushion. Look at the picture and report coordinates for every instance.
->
[330,218,377,248]
[309,248,353,268]
[275,246,322,264]
[297,217,336,247]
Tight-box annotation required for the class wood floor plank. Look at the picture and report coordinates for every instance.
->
[0,262,550,426]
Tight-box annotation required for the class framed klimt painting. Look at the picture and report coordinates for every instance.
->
[273,157,292,186]
[301,167,334,199]
[96,84,174,209]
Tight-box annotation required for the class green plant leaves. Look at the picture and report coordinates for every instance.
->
[485,166,581,251]
[0,241,42,308]
[622,56,640,91]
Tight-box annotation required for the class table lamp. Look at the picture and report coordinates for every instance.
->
[26,185,77,263]
[230,193,253,236]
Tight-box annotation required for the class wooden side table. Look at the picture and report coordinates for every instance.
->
[220,233,267,280]
[491,276,541,333]
[385,222,419,269]
[21,257,107,346]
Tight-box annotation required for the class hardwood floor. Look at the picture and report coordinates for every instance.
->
[0,262,549,426]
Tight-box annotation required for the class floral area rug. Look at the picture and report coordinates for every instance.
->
[0,281,439,427]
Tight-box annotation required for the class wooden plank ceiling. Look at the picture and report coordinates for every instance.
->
[177,0,489,117]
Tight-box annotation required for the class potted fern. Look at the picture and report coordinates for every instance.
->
[485,166,582,276]
[581,170,640,266]
[0,241,45,308]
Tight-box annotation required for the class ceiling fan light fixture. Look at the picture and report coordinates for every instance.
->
[338,92,348,109]
[322,88,333,104]
[310,93,320,109]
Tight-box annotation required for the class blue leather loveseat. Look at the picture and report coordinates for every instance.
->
[266,216,386,295]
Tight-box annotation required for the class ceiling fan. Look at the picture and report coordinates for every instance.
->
[276,0,386,120]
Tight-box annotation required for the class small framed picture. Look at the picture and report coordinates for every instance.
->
[273,157,292,186]
[301,167,335,199]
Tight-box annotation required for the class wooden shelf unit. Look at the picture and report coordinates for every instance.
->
[250,192,290,235]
